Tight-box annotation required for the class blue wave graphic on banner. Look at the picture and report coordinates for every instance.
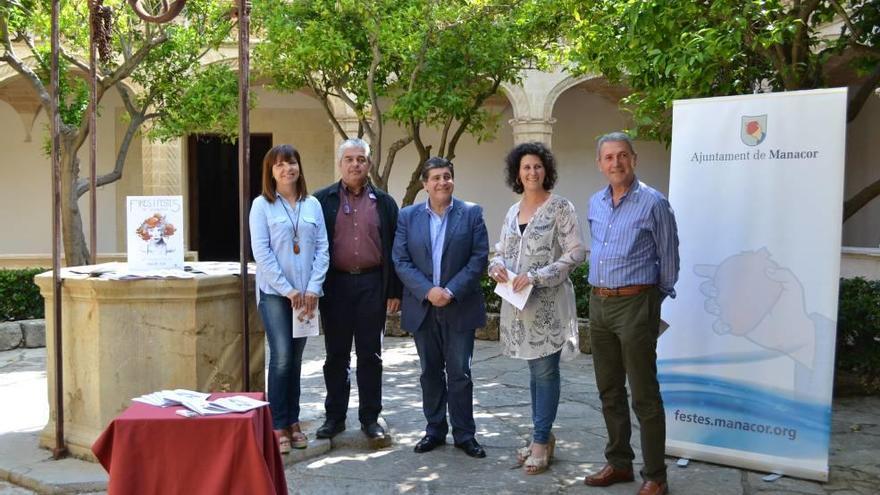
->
[659,371,830,459]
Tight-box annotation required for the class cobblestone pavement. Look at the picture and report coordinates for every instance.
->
[1,338,878,494]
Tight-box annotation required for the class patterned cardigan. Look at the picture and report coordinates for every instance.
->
[489,194,587,360]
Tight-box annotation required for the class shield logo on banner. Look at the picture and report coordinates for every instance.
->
[741,115,767,146]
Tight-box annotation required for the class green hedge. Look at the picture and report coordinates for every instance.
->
[0,268,45,321]
[836,277,880,394]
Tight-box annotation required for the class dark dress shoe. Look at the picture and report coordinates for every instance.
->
[413,435,446,453]
[583,464,635,486]
[637,480,669,495]
[361,422,386,439]
[315,419,345,439]
[454,438,486,458]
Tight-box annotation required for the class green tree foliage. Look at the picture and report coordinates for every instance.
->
[0,0,239,265]
[253,0,564,204]
[566,0,880,220]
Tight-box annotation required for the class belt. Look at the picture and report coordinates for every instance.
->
[591,284,655,297]
[333,265,381,275]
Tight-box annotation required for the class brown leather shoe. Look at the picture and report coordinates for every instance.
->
[637,480,669,495]
[583,464,635,486]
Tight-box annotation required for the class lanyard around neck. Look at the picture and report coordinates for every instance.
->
[279,197,302,254]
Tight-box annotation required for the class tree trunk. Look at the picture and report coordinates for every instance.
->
[60,140,90,266]
[401,147,431,206]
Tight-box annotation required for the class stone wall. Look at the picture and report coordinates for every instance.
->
[0,319,44,350]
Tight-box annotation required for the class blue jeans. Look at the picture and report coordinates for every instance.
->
[529,350,561,444]
[259,291,307,430]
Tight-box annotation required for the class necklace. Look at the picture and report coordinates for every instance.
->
[279,196,302,254]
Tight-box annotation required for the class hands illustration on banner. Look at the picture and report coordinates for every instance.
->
[695,248,817,369]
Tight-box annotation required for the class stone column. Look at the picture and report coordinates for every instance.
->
[509,117,557,146]
[503,68,590,149]
[142,137,184,195]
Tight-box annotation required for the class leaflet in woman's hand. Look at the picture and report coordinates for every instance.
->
[292,309,320,338]
[493,269,533,310]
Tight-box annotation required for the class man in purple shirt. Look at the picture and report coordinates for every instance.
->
[584,132,679,495]
[313,138,402,442]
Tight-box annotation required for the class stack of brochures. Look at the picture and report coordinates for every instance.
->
[132,389,269,415]
[133,389,211,407]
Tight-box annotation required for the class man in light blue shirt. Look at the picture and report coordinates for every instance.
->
[584,132,679,495]
[393,157,489,459]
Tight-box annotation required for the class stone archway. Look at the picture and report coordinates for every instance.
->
[500,69,597,146]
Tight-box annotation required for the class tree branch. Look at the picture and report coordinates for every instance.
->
[100,32,169,91]
[75,86,148,197]
[59,46,90,75]
[447,78,502,160]
[309,79,350,142]
[410,119,429,160]
[773,43,796,88]
[829,0,860,40]
[437,116,452,158]
[847,61,880,122]
[0,15,51,113]
[401,120,431,205]
[850,43,880,58]
[380,136,413,185]
[843,176,880,222]
[791,0,821,66]
[366,29,383,181]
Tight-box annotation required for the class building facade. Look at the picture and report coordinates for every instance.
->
[1,61,878,263]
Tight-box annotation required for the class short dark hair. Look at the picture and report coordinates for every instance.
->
[261,144,308,202]
[421,156,454,181]
[504,142,557,194]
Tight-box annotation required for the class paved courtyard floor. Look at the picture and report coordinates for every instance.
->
[0,337,878,494]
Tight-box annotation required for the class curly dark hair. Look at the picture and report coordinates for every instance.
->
[503,142,557,194]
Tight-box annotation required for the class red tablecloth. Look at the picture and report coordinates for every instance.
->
[92,392,287,495]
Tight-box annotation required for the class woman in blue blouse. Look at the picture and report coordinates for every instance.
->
[250,144,329,453]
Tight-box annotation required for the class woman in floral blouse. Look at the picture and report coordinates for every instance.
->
[489,142,586,475]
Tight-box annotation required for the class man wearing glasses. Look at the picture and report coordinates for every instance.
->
[313,138,402,442]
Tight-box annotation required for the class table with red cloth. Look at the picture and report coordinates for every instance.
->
[92,392,287,495]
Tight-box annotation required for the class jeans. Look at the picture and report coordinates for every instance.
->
[259,291,308,430]
[529,350,561,444]
[412,307,477,444]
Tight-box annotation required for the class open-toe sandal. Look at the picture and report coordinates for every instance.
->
[523,450,550,475]
[275,430,292,454]
[515,444,532,466]
[290,430,308,449]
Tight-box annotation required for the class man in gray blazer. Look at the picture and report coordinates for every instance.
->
[392,157,489,458]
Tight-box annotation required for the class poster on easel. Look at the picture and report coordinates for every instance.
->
[127,196,184,271]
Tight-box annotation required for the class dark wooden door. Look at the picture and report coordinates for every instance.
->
[188,134,271,261]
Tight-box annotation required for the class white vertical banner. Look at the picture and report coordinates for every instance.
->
[660,88,846,481]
